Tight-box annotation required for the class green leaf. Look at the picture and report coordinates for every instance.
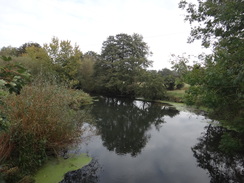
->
[0,79,7,87]
[1,56,12,61]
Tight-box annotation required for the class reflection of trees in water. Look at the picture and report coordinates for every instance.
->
[192,124,244,183]
[61,159,101,183]
[91,97,179,157]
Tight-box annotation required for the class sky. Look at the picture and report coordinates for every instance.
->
[0,0,210,70]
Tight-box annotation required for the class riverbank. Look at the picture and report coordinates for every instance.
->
[136,85,209,114]
[136,97,209,116]
[35,96,242,183]
[0,84,93,183]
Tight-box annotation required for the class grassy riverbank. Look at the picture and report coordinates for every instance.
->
[166,90,185,103]
[165,84,190,103]
[137,83,209,114]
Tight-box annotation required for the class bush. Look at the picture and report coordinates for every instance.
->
[184,86,203,106]
[219,133,244,155]
[0,84,92,179]
[0,56,30,95]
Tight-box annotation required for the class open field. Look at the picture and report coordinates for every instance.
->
[165,83,190,102]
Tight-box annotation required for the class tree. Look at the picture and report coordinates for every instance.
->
[158,68,176,90]
[170,54,191,89]
[18,46,57,81]
[179,0,244,129]
[137,70,166,100]
[77,51,98,92]
[0,56,30,95]
[94,33,152,97]
[17,42,41,56]
[43,37,82,66]
[0,46,18,57]
[179,0,244,48]
[83,51,100,61]
[170,54,189,77]
[43,37,83,87]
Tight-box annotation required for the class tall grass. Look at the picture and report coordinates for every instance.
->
[0,83,92,181]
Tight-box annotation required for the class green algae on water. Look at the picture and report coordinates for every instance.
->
[34,154,92,183]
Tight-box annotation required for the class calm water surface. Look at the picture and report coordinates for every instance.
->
[62,97,243,183]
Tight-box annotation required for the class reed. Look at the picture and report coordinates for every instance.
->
[0,83,92,178]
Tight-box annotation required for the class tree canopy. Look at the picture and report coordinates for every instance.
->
[179,0,244,48]
[43,37,83,87]
[17,42,41,56]
[180,0,244,129]
[94,33,154,97]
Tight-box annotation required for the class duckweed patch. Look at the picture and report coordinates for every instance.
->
[34,154,92,183]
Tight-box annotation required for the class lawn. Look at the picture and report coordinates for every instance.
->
[165,83,190,102]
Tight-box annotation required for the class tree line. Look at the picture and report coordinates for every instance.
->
[0,34,184,100]
[179,0,244,131]
[0,33,184,182]
[0,0,243,181]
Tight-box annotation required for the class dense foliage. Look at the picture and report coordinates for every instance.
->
[0,84,92,182]
[1,13,243,180]
[43,37,84,87]
[94,33,152,97]
[0,46,93,182]
[0,33,190,181]
[0,56,30,95]
[0,34,184,101]
[180,0,244,130]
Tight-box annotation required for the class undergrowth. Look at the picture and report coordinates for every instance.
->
[0,83,92,182]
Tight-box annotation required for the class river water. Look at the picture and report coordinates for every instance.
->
[61,97,244,183]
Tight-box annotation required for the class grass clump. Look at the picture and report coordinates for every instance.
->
[0,83,92,182]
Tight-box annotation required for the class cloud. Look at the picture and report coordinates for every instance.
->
[0,0,209,69]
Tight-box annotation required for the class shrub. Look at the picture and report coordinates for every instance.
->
[219,133,244,155]
[0,84,92,178]
[0,56,30,95]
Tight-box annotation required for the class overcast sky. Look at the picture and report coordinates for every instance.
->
[0,0,210,69]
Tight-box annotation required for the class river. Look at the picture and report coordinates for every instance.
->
[61,97,244,183]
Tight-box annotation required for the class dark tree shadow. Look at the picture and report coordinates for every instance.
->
[192,124,244,183]
[60,159,102,183]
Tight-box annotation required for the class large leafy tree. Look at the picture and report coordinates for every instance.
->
[0,46,18,57]
[17,42,41,56]
[94,33,152,97]
[77,51,99,92]
[20,46,56,81]
[43,37,83,87]
[180,0,244,129]
[137,70,166,100]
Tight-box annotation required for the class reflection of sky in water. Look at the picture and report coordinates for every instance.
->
[79,109,210,183]
[133,100,150,109]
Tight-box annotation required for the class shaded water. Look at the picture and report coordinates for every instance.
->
[62,97,244,183]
